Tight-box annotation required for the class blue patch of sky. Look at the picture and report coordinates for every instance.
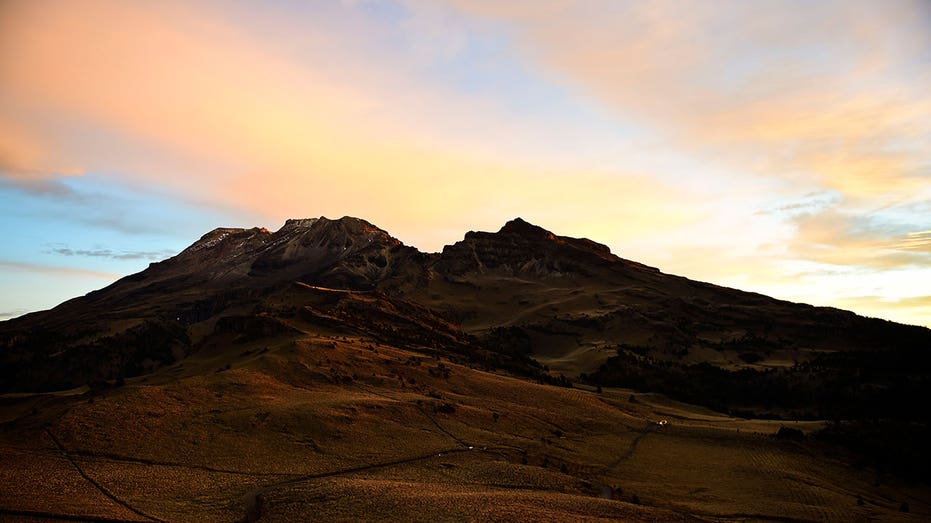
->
[0,267,112,318]
[0,173,234,277]
[405,15,643,146]
[237,0,644,152]
[430,31,633,138]
[863,201,931,237]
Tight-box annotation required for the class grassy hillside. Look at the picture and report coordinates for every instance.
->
[2,328,928,521]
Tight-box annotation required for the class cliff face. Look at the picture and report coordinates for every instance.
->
[433,217,645,277]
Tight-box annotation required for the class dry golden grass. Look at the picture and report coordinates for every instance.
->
[1,331,929,522]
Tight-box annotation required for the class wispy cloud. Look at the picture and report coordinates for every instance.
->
[754,192,839,216]
[832,295,931,327]
[46,245,176,261]
[445,0,931,203]
[0,309,29,320]
[787,207,931,270]
[892,230,931,252]
[0,260,121,279]
[0,115,83,180]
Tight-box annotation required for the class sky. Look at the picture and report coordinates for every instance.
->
[0,0,929,327]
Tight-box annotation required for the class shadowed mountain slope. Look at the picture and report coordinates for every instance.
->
[0,217,426,392]
[2,216,929,394]
[3,216,931,521]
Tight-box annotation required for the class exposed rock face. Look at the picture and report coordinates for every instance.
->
[435,217,655,277]
[168,226,273,281]
[109,216,426,294]
[248,216,424,288]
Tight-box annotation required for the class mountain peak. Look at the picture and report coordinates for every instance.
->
[276,216,387,236]
[180,227,269,256]
[279,218,320,231]
[498,217,554,240]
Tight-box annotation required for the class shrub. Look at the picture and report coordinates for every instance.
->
[774,426,805,441]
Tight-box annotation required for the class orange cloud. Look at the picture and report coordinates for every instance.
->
[445,0,931,202]
[786,208,931,271]
[832,295,931,328]
[0,116,82,179]
[0,260,120,280]
[894,231,931,252]
[0,0,702,251]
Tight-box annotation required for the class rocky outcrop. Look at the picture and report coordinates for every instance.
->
[248,216,425,288]
[434,217,656,277]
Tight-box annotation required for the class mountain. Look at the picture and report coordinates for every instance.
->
[2,216,930,522]
[2,216,929,397]
[0,217,422,392]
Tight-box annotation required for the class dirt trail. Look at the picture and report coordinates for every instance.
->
[238,446,500,522]
[352,382,473,448]
[65,449,295,477]
[0,507,146,522]
[238,383,521,522]
[44,428,167,523]
[603,422,659,471]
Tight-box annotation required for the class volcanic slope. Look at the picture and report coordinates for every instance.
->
[1,216,930,521]
[0,217,428,392]
[2,325,928,522]
[412,218,931,376]
[3,216,928,394]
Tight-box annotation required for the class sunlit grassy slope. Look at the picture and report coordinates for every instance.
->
[2,327,928,522]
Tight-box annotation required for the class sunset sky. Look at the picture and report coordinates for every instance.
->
[1,0,929,326]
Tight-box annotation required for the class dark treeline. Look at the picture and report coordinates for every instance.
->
[815,420,931,484]
[582,345,931,420]
[474,326,573,387]
[582,344,931,483]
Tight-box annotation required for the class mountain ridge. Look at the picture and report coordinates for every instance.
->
[1,215,929,394]
[3,215,931,521]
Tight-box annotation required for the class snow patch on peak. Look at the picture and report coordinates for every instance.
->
[183,228,244,254]
[279,218,320,231]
